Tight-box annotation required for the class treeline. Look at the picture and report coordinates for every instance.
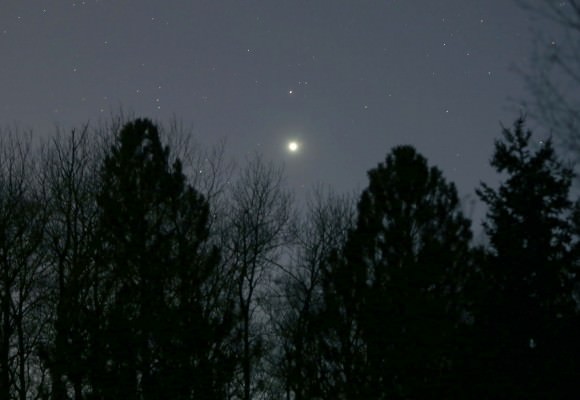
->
[0,116,579,399]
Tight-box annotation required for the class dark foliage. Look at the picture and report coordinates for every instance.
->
[472,117,580,398]
[1,116,580,399]
[313,146,474,399]
[93,119,236,399]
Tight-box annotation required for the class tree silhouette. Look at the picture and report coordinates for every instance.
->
[518,0,580,155]
[39,126,103,400]
[319,145,473,399]
[7,114,580,398]
[474,117,580,398]
[95,119,234,399]
[0,132,48,400]
[221,155,292,400]
[273,187,355,400]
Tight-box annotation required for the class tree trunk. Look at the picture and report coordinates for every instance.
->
[0,287,11,400]
[242,306,251,400]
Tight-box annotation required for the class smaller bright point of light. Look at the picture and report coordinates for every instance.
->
[288,90,293,94]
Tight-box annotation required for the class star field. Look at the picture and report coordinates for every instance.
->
[0,1,542,221]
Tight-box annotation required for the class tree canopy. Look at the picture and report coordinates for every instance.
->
[0,117,578,399]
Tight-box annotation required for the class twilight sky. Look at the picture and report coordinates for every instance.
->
[0,1,549,223]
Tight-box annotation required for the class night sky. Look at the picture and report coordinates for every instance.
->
[1,1,545,224]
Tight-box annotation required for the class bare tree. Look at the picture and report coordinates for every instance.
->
[159,120,233,202]
[0,130,49,400]
[272,186,355,400]
[518,0,580,155]
[39,125,105,400]
[221,155,292,400]
[38,118,239,399]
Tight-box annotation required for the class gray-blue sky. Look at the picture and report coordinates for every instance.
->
[1,1,544,222]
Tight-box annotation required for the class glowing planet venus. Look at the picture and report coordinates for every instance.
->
[288,141,299,153]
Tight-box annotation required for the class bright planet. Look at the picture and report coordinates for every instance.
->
[288,141,299,152]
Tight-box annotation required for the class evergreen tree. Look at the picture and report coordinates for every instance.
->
[474,117,580,398]
[320,146,473,399]
[94,119,234,399]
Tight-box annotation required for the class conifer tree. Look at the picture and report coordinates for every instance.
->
[95,119,234,399]
[474,117,580,397]
[320,146,473,398]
